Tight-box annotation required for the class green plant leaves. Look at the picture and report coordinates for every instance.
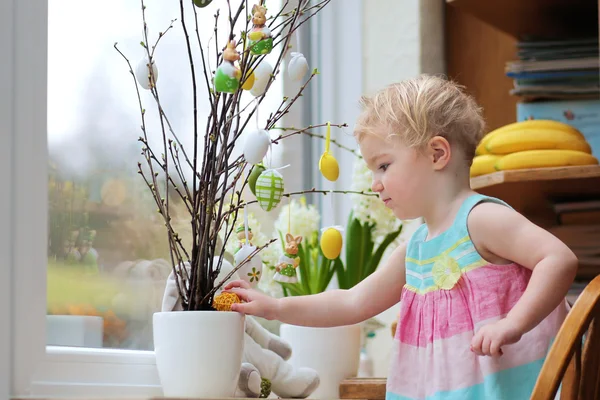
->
[276,215,401,295]
[337,212,402,289]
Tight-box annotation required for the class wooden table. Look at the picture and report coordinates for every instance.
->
[339,377,386,400]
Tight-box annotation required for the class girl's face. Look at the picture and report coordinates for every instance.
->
[359,133,432,220]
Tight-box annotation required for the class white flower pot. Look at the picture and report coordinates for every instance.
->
[280,323,361,399]
[153,311,244,398]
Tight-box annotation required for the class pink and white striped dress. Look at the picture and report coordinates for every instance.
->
[387,194,569,400]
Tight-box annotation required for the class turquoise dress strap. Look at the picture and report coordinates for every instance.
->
[452,193,512,237]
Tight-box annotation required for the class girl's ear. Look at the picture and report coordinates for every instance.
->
[428,136,451,170]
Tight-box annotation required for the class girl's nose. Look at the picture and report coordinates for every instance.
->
[371,179,383,193]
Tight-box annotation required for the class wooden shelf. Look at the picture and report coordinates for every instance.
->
[471,165,600,190]
[447,0,599,39]
[471,165,600,228]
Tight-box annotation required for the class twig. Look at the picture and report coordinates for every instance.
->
[150,18,176,58]
[227,188,379,214]
[201,238,278,305]
[271,124,362,157]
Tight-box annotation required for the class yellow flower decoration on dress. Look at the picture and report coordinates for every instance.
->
[431,254,462,290]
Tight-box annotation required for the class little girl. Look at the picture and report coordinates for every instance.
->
[225,74,577,399]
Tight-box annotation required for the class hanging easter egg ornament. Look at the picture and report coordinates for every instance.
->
[215,41,242,93]
[192,0,213,7]
[288,52,309,81]
[319,122,340,181]
[248,163,266,195]
[241,69,256,91]
[250,61,273,97]
[248,4,273,55]
[320,225,344,260]
[135,56,158,90]
[234,224,254,254]
[243,129,271,164]
[255,169,284,211]
[233,208,262,288]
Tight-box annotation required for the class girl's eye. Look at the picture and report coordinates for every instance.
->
[379,163,389,172]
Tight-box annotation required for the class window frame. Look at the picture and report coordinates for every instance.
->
[3,0,363,396]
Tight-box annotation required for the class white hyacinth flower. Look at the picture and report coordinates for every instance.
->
[273,196,320,242]
[350,156,401,240]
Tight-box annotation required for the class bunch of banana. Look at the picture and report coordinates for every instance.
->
[471,120,598,177]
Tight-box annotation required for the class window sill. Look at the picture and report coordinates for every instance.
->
[29,346,162,397]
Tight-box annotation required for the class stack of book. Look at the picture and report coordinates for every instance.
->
[505,37,599,101]
[550,199,600,282]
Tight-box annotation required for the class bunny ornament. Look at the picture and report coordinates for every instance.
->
[215,41,242,93]
[273,234,302,283]
[248,4,273,55]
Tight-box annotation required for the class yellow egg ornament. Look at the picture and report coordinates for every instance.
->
[241,69,256,91]
[320,226,344,260]
[319,122,339,181]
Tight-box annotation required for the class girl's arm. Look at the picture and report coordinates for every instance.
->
[225,243,407,327]
[468,202,578,356]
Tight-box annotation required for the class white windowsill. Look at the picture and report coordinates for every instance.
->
[29,346,162,397]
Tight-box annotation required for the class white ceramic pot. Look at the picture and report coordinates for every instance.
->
[280,323,361,399]
[153,311,244,398]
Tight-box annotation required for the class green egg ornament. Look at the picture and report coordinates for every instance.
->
[254,169,284,212]
[248,4,273,55]
[248,163,266,195]
[193,0,213,7]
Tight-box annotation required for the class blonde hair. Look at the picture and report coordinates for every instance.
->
[355,74,485,162]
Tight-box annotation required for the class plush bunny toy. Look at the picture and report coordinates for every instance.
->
[161,257,320,398]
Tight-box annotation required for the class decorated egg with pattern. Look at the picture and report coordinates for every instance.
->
[234,244,262,288]
[254,169,284,211]
[193,0,213,7]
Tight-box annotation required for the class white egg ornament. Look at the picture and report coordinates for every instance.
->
[254,169,284,212]
[320,226,344,260]
[250,61,273,97]
[288,52,309,81]
[234,244,262,288]
[243,129,270,165]
[135,57,158,90]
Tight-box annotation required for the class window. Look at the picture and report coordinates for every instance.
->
[46,0,288,353]
[3,0,363,396]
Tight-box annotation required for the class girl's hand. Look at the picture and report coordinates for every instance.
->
[470,318,523,357]
[224,280,279,320]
